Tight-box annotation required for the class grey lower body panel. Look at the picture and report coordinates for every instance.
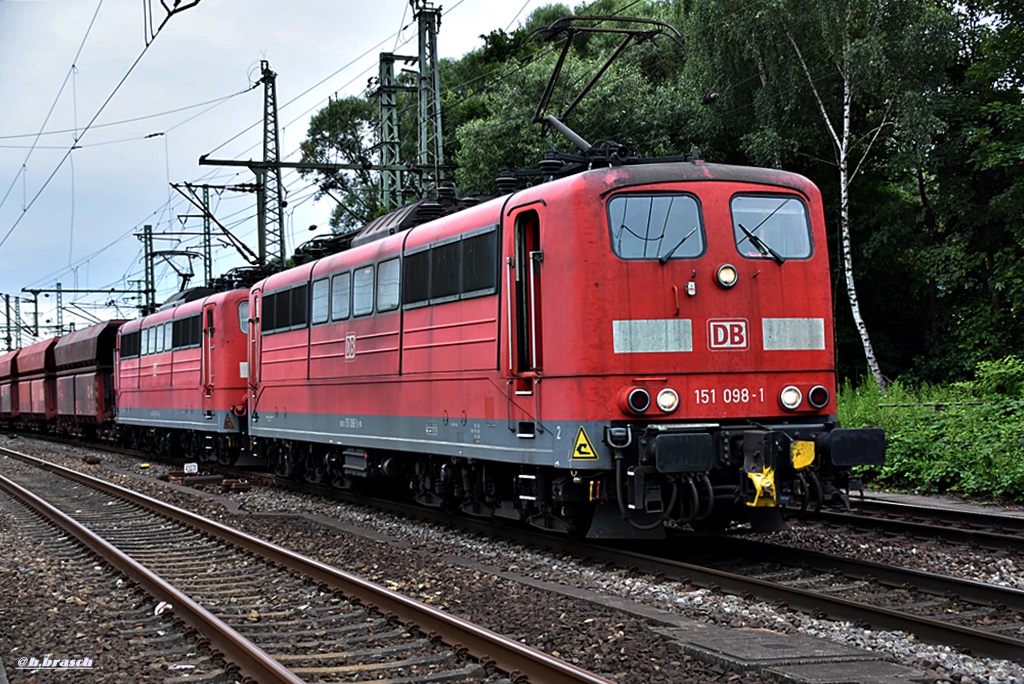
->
[117,407,241,435]
[249,409,613,470]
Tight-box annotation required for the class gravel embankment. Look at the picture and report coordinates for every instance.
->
[0,456,226,682]
[4,435,1024,684]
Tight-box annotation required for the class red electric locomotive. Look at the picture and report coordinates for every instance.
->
[246,159,885,538]
[115,288,250,463]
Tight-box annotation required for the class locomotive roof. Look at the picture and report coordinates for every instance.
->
[252,159,818,292]
[121,287,248,332]
[571,159,818,197]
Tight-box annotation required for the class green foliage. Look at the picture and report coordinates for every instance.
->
[298,95,382,232]
[839,358,1024,500]
[295,0,1024,390]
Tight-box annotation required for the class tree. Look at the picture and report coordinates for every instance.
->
[691,0,956,390]
[298,95,382,232]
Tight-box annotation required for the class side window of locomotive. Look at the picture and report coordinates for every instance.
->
[311,279,329,325]
[403,249,430,307]
[120,331,141,358]
[377,258,400,312]
[172,315,201,349]
[238,301,250,334]
[731,194,812,260]
[607,194,705,261]
[402,226,498,309]
[462,229,498,296]
[331,272,351,320]
[261,293,277,334]
[259,285,309,333]
[155,323,168,353]
[353,266,374,316]
[290,284,308,329]
[432,240,461,302]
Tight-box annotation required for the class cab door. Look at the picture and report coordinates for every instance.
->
[247,289,262,410]
[505,205,544,436]
[201,302,216,416]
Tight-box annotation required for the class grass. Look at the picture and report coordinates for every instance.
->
[837,356,1024,502]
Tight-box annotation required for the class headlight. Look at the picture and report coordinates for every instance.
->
[808,385,830,409]
[779,385,802,410]
[716,264,738,288]
[625,388,651,414]
[656,388,679,413]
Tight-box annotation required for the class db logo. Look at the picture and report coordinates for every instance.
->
[345,334,357,360]
[708,319,748,350]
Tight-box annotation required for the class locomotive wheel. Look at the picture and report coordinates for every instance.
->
[216,437,239,467]
[302,448,327,485]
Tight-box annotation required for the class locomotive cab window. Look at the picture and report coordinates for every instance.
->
[607,193,705,261]
[120,331,141,358]
[260,284,309,335]
[731,194,812,261]
[172,314,201,349]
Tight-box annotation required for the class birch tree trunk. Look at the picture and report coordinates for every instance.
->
[786,21,888,391]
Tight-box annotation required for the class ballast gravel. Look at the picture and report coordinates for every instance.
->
[3,435,1024,684]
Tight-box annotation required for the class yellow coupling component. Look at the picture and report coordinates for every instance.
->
[790,440,815,471]
[746,466,777,507]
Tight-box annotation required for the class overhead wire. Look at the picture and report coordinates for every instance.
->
[0,2,202,253]
[0,88,258,142]
[0,0,104,215]
[18,0,613,319]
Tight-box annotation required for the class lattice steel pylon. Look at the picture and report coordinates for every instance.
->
[377,53,405,211]
[413,0,444,195]
[260,60,286,264]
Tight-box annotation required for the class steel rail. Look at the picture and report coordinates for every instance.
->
[0,471,305,684]
[594,537,1024,665]
[812,508,1024,553]
[309,486,1024,664]
[0,446,614,684]
[850,497,1024,532]
[705,536,1024,611]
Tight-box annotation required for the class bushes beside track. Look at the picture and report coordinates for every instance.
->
[839,356,1024,502]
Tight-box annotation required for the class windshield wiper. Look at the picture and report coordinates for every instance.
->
[659,226,698,264]
[737,223,785,265]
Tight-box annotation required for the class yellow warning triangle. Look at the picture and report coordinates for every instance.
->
[572,426,598,460]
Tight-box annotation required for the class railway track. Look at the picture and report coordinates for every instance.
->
[8,437,1024,677]
[579,534,1024,665]
[0,445,614,684]
[806,496,1024,553]
[339,491,1024,664]
[244,466,1024,664]
[265,479,1024,665]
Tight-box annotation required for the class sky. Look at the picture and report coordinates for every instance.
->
[0,0,563,343]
